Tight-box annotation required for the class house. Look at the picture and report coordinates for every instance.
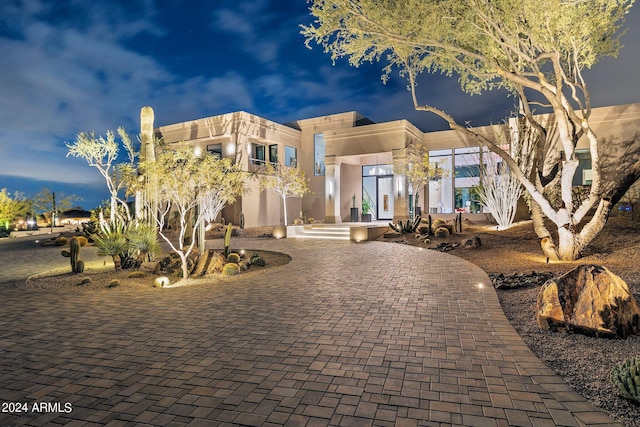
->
[153,103,640,228]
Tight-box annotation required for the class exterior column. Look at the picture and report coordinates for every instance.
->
[392,148,410,222]
[324,155,341,223]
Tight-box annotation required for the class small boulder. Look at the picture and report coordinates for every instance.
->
[536,265,640,338]
[140,261,161,274]
[461,236,482,249]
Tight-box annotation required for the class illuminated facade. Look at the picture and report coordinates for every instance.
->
[154,103,640,228]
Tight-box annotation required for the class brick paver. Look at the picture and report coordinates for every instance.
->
[0,237,620,426]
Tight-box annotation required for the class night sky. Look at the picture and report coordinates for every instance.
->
[2,0,640,210]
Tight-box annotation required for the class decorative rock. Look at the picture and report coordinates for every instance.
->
[461,236,482,249]
[430,242,459,252]
[536,265,640,338]
[492,271,554,290]
[153,276,170,288]
[140,261,160,274]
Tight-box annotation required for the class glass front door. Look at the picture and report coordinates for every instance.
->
[377,176,394,220]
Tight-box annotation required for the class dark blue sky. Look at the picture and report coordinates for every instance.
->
[2,0,640,210]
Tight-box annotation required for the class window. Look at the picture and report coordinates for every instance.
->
[454,147,481,213]
[207,144,222,158]
[574,149,592,186]
[269,144,278,165]
[428,149,453,213]
[251,143,266,165]
[285,146,297,167]
[314,134,326,176]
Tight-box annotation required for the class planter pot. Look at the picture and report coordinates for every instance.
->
[361,213,372,222]
[350,207,359,222]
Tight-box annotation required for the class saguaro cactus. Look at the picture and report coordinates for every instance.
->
[224,223,233,257]
[61,236,85,273]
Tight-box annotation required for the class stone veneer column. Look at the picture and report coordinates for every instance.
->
[392,148,410,222]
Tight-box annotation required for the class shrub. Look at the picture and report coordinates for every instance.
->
[54,237,68,246]
[610,356,640,403]
[108,279,121,288]
[434,227,450,238]
[293,218,304,225]
[222,263,240,276]
[76,236,89,246]
[78,277,92,285]
[250,253,266,267]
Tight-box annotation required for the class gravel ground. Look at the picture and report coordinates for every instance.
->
[389,213,640,426]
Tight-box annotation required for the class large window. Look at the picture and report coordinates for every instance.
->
[428,149,453,213]
[314,134,326,176]
[454,147,481,213]
[285,146,297,167]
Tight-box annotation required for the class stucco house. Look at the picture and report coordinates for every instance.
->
[153,103,640,228]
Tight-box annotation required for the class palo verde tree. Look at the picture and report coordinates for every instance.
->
[66,127,138,222]
[143,143,245,280]
[303,0,639,260]
[256,162,310,226]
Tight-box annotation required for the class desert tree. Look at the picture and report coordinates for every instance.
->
[30,188,81,227]
[0,189,29,229]
[143,143,245,280]
[66,127,138,222]
[256,162,310,226]
[394,142,443,217]
[302,0,639,260]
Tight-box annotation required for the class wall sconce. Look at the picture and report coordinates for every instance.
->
[396,176,403,197]
[328,180,334,200]
[194,146,203,157]
[225,143,236,157]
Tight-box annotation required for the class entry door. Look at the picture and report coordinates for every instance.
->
[377,176,394,220]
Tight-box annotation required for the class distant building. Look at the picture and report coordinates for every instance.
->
[154,103,640,228]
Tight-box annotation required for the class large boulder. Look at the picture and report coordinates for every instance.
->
[536,265,640,338]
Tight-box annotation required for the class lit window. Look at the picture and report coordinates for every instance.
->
[285,146,297,167]
[314,134,325,175]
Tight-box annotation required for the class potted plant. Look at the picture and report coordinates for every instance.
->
[350,194,359,222]
[361,197,372,222]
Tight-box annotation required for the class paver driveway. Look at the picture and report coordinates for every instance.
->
[0,237,618,426]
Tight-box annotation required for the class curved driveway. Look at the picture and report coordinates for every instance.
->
[0,237,618,426]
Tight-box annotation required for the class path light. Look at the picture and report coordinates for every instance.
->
[273,227,286,239]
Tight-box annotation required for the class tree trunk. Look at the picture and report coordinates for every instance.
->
[282,196,288,226]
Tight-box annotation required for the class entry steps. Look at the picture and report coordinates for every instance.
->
[288,224,351,240]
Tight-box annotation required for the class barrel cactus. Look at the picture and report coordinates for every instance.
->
[610,356,640,402]
[434,227,450,238]
[227,253,241,264]
[222,263,240,276]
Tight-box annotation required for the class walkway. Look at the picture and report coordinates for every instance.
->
[0,237,619,426]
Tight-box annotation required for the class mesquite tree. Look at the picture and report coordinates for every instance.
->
[143,143,245,280]
[303,0,639,260]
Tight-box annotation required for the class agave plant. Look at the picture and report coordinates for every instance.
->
[127,223,160,267]
[92,218,130,270]
[610,356,640,403]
